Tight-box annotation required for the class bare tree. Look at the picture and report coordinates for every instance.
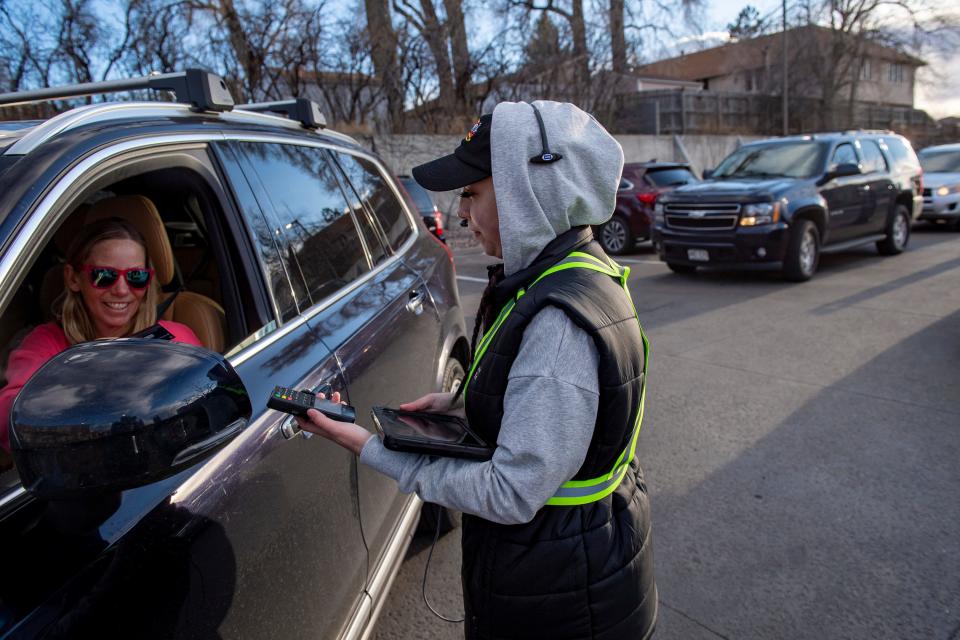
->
[364,0,405,129]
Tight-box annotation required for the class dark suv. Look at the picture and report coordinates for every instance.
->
[652,132,923,280]
[0,71,468,639]
[595,161,698,254]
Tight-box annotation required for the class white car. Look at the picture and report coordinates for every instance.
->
[918,143,960,228]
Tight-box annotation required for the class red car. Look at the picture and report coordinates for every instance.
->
[595,162,699,254]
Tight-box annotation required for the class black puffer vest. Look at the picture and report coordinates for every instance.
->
[461,227,657,640]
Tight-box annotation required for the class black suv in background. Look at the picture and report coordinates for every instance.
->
[0,71,468,639]
[652,132,923,281]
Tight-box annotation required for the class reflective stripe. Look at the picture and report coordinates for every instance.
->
[463,249,650,506]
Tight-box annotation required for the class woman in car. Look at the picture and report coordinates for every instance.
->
[298,101,656,639]
[0,217,202,453]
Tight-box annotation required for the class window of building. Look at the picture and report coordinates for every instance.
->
[888,63,904,84]
[859,58,872,81]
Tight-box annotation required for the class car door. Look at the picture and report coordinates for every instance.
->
[318,149,441,579]
[0,140,368,640]
[858,139,894,233]
[821,141,869,242]
[210,142,371,640]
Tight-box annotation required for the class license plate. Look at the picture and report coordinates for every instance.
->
[687,249,709,262]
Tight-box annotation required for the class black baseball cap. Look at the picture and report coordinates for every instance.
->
[412,114,492,191]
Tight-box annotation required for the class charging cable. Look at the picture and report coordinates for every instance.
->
[421,507,464,623]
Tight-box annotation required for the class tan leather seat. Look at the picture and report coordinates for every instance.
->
[80,196,226,352]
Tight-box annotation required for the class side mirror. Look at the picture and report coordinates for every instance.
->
[702,168,714,179]
[10,340,251,500]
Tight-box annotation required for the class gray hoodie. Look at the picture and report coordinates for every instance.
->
[360,101,624,524]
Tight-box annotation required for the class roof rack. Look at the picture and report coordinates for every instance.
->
[235,99,326,129]
[0,69,234,112]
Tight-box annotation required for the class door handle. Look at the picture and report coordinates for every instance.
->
[406,289,425,315]
[280,414,306,440]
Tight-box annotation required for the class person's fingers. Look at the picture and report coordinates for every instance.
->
[399,395,431,411]
[315,391,343,404]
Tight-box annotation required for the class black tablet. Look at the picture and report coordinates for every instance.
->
[371,406,494,461]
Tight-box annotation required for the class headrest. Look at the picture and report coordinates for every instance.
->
[84,196,175,285]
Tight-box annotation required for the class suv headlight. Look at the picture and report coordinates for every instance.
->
[935,184,960,197]
[740,202,780,226]
[653,202,665,223]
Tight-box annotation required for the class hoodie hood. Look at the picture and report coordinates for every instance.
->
[491,101,624,275]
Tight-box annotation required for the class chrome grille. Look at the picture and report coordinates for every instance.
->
[664,203,740,231]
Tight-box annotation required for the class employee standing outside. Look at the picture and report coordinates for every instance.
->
[298,101,656,639]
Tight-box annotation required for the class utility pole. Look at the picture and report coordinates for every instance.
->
[782,0,788,135]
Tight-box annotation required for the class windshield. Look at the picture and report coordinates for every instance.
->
[713,141,827,179]
[919,150,960,173]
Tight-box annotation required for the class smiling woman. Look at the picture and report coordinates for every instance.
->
[0,217,202,453]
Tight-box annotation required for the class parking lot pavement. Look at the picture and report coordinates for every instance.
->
[375,226,960,640]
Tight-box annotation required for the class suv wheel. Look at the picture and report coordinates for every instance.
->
[599,215,633,255]
[784,219,820,282]
[877,205,910,255]
[441,358,465,394]
[667,262,697,274]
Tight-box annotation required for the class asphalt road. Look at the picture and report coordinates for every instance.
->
[373,224,960,640]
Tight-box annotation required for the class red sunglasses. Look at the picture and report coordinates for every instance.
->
[79,265,154,289]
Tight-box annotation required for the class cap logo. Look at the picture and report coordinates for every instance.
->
[464,119,482,142]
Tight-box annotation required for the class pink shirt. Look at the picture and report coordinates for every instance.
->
[0,321,203,453]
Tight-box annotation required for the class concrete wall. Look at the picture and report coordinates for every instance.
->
[363,133,763,222]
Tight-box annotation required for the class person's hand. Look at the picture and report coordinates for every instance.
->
[399,392,463,417]
[295,391,373,456]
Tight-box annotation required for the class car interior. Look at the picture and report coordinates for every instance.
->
[0,162,270,487]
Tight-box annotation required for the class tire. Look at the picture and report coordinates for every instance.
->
[666,262,697,274]
[441,358,465,395]
[877,205,910,255]
[599,215,634,255]
[416,357,466,536]
[783,219,820,282]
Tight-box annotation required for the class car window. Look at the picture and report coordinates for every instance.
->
[918,149,960,173]
[860,140,888,174]
[880,137,920,172]
[235,142,372,307]
[645,167,697,187]
[618,178,634,191]
[0,151,257,490]
[830,143,858,169]
[217,146,301,323]
[334,153,413,251]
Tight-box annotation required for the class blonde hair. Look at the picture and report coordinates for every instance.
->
[56,217,159,344]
